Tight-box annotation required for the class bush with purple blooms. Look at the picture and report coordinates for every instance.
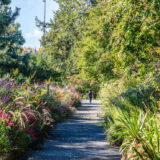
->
[0,77,81,153]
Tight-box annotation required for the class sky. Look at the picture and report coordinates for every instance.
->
[11,0,59,49]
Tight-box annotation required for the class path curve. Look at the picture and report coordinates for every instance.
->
[20,100,121,160]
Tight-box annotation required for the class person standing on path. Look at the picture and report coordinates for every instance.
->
[88,90,93,104]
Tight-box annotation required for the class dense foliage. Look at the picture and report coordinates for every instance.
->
[42,0,160,94]
[76,0,160,83]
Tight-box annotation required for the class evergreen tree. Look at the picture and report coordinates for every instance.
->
[0,0,24,72]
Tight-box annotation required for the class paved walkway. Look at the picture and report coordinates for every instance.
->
[20,100,121,160]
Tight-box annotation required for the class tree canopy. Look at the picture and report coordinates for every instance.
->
[42,0,159,92]
[0,0,159,91]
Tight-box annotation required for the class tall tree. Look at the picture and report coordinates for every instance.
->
[43,0,88,82]
[0,0,24,72]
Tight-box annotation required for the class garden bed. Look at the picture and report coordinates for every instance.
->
[0,77,81,159]
[100,75,160,159]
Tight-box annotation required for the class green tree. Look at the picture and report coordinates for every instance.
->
[42,0,89,83]
[76,1,115,84]
[0,0,25,73]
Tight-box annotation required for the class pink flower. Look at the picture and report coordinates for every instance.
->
[28,129,34,134]
[2,114,8,119]
[30,115,34,119]
[9,120,13,126]
[28,129,36,138]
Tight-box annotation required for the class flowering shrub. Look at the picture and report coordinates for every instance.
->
[0,77,81,153]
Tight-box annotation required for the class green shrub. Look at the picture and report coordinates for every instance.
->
[0,123,10,153]
[107,123,123,146]
[12,130,32,150]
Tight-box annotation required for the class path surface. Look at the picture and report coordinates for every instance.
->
[20,100,121,160]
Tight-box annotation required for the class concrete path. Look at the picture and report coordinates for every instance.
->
[20,100,121,160]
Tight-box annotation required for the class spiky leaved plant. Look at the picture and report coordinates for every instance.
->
[116,110,160,160]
